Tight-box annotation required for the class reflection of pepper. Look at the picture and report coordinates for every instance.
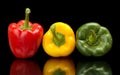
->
[10,60,42,75]
[76,61,112,75]
[76,22,112,56]
[8,8,44,58]
[43,57,75,75]
[42,22,75,57]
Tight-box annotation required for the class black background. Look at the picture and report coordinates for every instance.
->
[0,0,119,75]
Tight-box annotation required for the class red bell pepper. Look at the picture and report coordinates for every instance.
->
[8,8,44,58]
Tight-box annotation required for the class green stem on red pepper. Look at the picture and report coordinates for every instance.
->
[20,8,32,30]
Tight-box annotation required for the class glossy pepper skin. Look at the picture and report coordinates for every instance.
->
[42,22,75,57]
[76,61,112,75]
[43,57,75,75]
[76,22,112,56]
[8,8,44,58]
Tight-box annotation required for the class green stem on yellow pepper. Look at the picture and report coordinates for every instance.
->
[50,25,65,47]
[53,68,65,75]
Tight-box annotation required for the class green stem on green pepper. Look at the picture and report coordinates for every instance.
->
[87,30,97,45]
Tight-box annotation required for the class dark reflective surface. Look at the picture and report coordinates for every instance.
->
[10,60,42,75]
[0,45,115,75]
[5,56,113,75]
[43,57,75,75]
[76,61,112,75]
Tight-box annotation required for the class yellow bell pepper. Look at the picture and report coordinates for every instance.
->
[43,57,75,75]
[42,22,75,57]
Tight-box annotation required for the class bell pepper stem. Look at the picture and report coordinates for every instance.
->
[50,25,62,40]
[20,8,32,30]
[87,30,97,45]
[50,25,65,47]
[50,25,58,39]
[53,68,65,75]
[24,8,30,28]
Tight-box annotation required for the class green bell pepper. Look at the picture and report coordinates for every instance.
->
[76,22,113,56]
[76,61,112,75]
